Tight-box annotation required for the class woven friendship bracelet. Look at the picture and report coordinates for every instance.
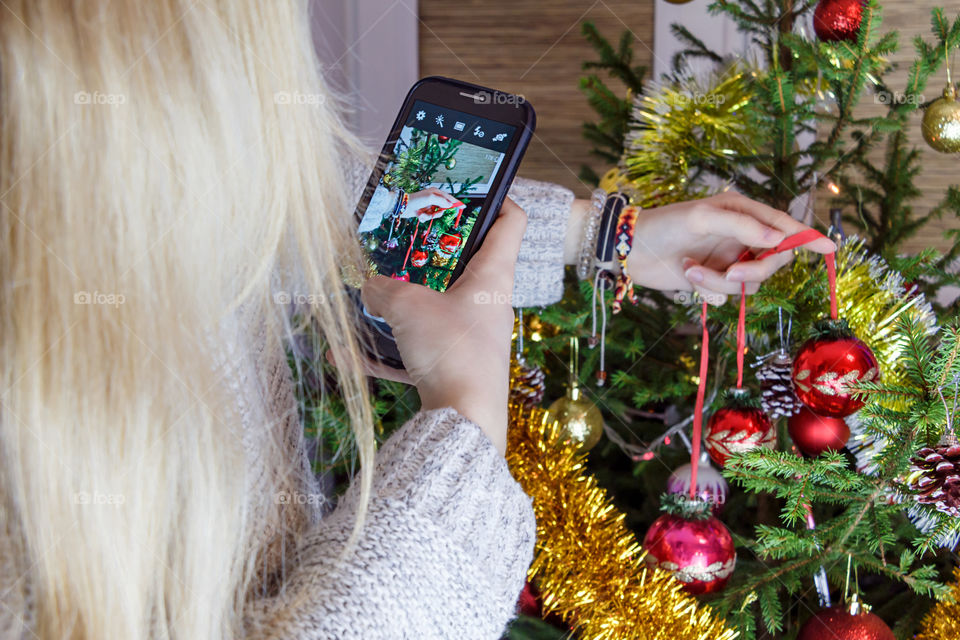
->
[611,205,639,314]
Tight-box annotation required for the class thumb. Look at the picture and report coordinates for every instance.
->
[453,198,527,290]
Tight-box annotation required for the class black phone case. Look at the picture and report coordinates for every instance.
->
[352,77,536,369]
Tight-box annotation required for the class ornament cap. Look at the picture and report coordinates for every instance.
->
[659,492,715,521]
[810,317,854,339]
[722,387,762,409]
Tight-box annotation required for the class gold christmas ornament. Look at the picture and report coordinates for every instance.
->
[505,402,737,640]
[546,337,604,450]
[916,566,960,640]
[921,85,960,153]
[546,383,604,450]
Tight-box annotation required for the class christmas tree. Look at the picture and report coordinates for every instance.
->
[500,3,960,638]
[290,2,960,638]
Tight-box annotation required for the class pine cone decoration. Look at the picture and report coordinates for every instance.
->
[756,352,802,419]
[510,359,545,408]
[910,442,960,517]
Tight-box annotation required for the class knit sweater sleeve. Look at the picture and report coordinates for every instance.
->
[345,157,574,308]
[244,408,536,640]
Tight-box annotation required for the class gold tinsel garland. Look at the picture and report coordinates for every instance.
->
[506,402,737,640]
[916,567,960,640]
[620,67,756,209]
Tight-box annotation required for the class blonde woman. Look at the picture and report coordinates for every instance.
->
[0,2,834,638]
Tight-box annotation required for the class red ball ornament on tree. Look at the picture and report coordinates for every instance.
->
[642,496,736,594]
[410,250,429,268]
[704,390,776,468]
[438,232,463,256]
[516,580,541,618]
[792,320,879,418]
[813,0,865,42]
[788,406,850,456]
[797,605,894,640]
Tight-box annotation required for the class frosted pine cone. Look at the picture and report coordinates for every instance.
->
[910,442,960,517]
[510,359,546,408]
[756,352,802,419]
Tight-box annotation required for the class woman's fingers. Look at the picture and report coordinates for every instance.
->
[453,197,527,291]
[360,274,430,323]
[723,251,795,282]
[417,210,446,222]
[683,257,754,295]
[422,187,460,204]
[711,192,837,254]
[688,206,785,248]
[325,349,413,384]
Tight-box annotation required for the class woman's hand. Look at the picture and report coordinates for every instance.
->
[403,188,464,222]
[626,192,836,305]
[357,198,527,456]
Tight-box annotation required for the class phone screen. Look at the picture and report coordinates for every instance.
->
[357,99,517,292]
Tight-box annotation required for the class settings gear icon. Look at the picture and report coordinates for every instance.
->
[415,110,426,121]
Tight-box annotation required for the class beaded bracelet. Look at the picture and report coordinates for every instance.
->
[576,188,607,280]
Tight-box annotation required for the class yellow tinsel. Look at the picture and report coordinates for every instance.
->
[621,68,756,208]
[506,403,737,640]
[916,567,960,640]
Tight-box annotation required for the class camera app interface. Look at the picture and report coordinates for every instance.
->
[358,99,516,292]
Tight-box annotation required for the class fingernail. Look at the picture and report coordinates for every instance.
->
[764,227,785,243]
[685,268,704,283]
[726,269,744,281]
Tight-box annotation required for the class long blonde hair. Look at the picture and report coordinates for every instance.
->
[0,1,375,637]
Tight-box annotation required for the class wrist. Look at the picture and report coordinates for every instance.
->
[419,387,509,456]
[564,198,589,267]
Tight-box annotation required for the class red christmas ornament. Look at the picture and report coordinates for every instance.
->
[704,399,776,468]
[410,250,429,268]
[788,406,851,456]
[642,511,736,594]
[516,580,541,617]
[391,271,410,282]
[797,606,894,640]
[813,0,865,42]
[438,232,463,256]
[437,135,450,142]
[792,324,879,418]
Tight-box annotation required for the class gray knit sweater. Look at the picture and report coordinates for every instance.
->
[249,174,574,639]
[0,173,574,639]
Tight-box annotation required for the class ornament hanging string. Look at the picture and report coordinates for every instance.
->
[400,220,420,271]
[689,300,710,500]
[688,230,836,500]
[755,228,838,319]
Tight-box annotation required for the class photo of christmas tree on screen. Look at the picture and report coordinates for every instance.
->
[359,125,500,291]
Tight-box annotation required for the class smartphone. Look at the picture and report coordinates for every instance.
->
[351,76,536,369]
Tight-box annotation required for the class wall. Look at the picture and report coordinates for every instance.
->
[823,0,960,253]
[311,0,419,146]
[418,0,655,197]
